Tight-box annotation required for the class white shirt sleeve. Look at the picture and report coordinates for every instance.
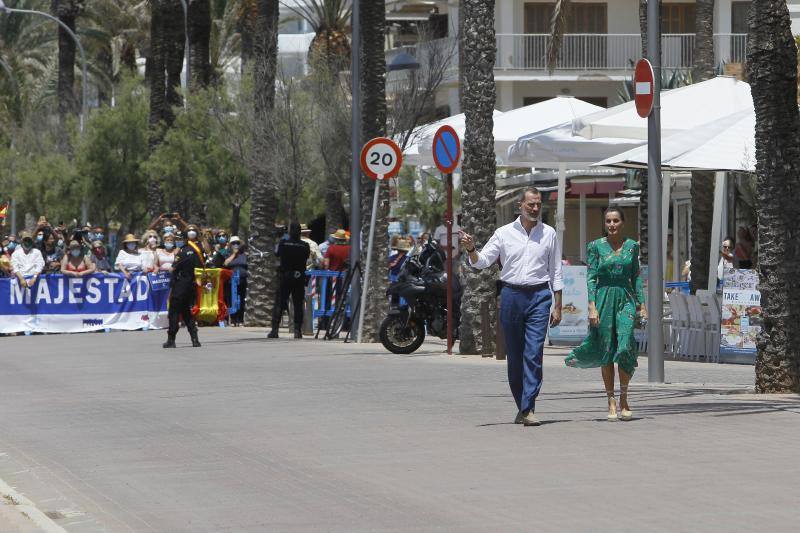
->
[549,232,564,292]
[32,249,44,275]
[10,249,23,274]
[468,230,502,269]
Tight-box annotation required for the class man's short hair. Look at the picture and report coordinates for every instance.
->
[519,187,542,203]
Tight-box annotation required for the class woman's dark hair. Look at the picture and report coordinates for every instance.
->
[603,206,625,222]
[288,221,301,240]
[722,236,735,245]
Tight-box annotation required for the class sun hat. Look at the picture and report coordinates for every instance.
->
[330,229,347,241]
[230,235,242,244]
[19,230,32,241]
[68,240,81,249]
[300,224,311,233]
[121,233,138,244]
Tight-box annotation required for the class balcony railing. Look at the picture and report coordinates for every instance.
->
[495,33,748,71]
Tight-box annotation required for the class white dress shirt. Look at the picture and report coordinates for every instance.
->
[11,247,45,277]
[468,217,564,292]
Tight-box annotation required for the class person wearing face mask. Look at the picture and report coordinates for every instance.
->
[223,236,248,326]
[209,230,230,268]
[148,212,188,235]
[163,229,204,348]
[115,234,144,280]
[61,241,96,277]
[158,233,178,272]
[41,231,65,273]
[11,231,45,290]
[140,231,162,273]
[89,239,112,272]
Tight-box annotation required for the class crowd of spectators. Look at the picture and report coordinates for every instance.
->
[0,213,251,326]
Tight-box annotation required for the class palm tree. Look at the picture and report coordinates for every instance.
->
[282,0,351,73]
[188,0,212,89]
[357,0,388,343]
[459,0,498,355]
[51,0,84,130]
[747,0,800,392]
[688,0,716,292]
[0,1,55,127]
[245,0,280,326]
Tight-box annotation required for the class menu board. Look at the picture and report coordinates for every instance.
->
[549,266,589,344]
[719,268,761,358]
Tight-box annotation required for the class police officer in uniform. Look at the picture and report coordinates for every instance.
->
[163,229,203,348]
[268,222,310,339]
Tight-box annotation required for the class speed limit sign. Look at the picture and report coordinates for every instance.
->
[360,137,403,180]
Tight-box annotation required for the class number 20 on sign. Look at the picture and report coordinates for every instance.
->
[360,137,403,180]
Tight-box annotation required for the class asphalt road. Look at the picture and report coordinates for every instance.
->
[0,328,798,532]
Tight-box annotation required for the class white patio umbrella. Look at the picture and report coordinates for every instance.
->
[575,76,753,140]
[594,109,756,172]
[401,110,503,167]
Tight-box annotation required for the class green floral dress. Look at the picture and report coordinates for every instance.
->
[565,238,644,375]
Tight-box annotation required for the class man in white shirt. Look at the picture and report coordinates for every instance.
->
[300,224,323,270]
[460,187,563,426]
[11,231,45,289]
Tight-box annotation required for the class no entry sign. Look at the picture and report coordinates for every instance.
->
[634,58,655,118]
[432,125,461,174]
[360,137,403,180]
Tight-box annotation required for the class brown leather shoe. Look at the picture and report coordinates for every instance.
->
[521,410,541,426]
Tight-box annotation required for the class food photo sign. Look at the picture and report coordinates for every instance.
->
[719,268,761,363]
[548,266,589,344]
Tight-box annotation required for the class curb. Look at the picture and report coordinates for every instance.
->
[0,478,68,533]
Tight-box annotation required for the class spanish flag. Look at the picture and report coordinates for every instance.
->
[0,203,7,219]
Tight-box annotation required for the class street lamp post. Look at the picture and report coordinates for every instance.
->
[179,0,190,100]
[349,1,362,338]
[0,0,88,135]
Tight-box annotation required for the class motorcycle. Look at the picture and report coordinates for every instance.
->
[379,237,461,354]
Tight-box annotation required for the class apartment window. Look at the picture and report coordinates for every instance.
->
[660,4,695,33]
[524,3,607,34]
[731,2,751,33]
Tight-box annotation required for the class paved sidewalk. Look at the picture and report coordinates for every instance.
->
[0,327,797,532]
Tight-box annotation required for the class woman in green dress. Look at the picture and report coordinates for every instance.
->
[565,207,646,421]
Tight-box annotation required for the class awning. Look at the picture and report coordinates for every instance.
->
[568,177,625,195]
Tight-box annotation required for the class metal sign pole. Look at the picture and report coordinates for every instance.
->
[647,0,665,383]
[349,1,362,341]
[357,176,382,343]
[445,172,454,355]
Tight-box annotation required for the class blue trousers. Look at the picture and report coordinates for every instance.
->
[499,286,552,412]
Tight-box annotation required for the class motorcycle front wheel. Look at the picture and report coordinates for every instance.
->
[379,315,426,354]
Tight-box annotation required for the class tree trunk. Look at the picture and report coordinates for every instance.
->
[245,0,280,327]
[689,2,716,291]
[147,0,169,218]
[238,13,255,74]
[747,0,800,392]
[230,202,241,236]
[325,178,343,235]
[638,169,648,265]
[188,0,212,89]
[689,171,714,292]
[51,1,81,135]
[459,0,498,355]
[639,0,647,58]
[358,0,389,343]
[692,0,716,81]
[164,1,186,112]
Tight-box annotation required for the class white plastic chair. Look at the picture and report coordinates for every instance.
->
[697,290,721,363]
[684,294,711,360]
[667,292,690,359]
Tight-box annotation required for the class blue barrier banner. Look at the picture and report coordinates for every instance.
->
[0,272,170,333]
